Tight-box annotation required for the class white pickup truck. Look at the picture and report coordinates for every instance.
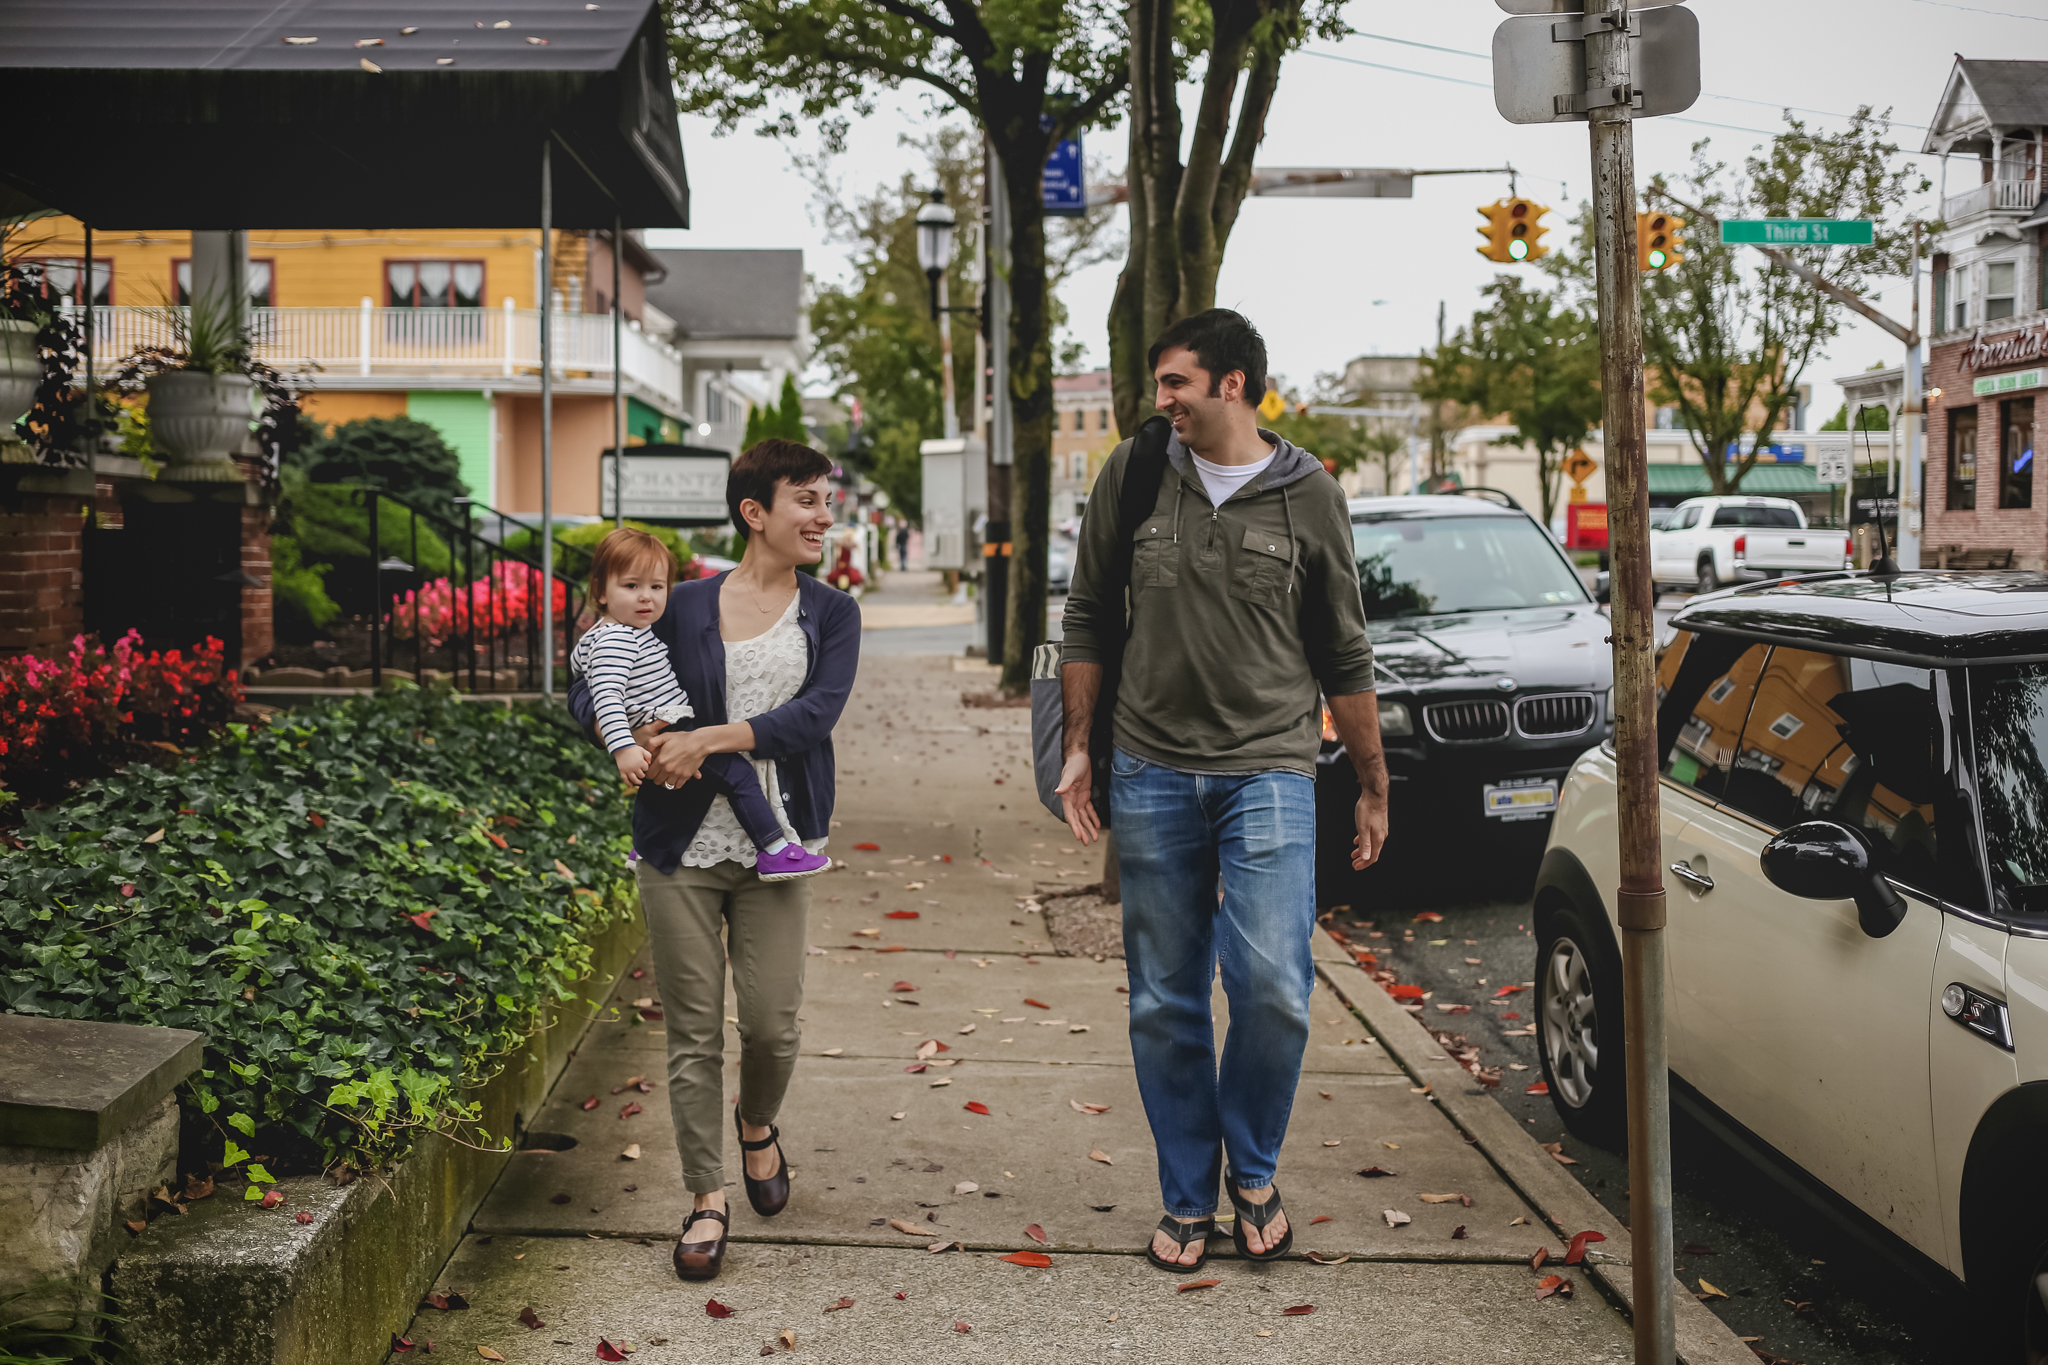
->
[1649,495,1853,594]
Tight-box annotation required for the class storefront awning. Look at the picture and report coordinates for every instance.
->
[0,0,688,229]
[1646,462,1825,496]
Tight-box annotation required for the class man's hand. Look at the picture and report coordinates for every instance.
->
[614,744,652,788]
[1326,691,1391,871]
[1055,751,1101,846]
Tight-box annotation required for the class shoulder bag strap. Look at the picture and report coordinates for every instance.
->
[1088,415,1172,760]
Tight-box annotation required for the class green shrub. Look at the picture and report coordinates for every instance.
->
[288,416,470,528]
[0,687,634,1175]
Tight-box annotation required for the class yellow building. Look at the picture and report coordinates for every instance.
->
[14,219,688,515]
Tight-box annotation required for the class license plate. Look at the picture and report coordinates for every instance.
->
[1483,780,1559,820]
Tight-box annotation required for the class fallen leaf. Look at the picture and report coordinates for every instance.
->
[953,1322,972,1334]
[295,1211,314,1224]
[1069,1100,1110,1114]
[355,37,384,46]
[619,1102,643,1119]
[892,981,918,992]
[1000,1251,1052,1267]
[1280,1305,1315,1316]
[183,1173,215,1201]
[1025,1223,1048,1243]
[1494,984,1525,997]
[959,1024,976,1035]
[1091,1204,1116,1212]
[260,1190,284,1208]
[581,1096,599,1111]
[1382,1209,1412,1227]
[776,1328,796,1350]
[1540,1141,1576,1165]
[1530,1247,1551,1272]
[596,1340,629,1361]
[822,1048,844,1057]
[706,1299,733,1318]
[1451,1225,1468,1240]
[1383,1142,1401,1150]
[1465,957,1482,965]
[283,35,318,44]
[519,1307,547,1330]
[1318,1091,1332,1100]
[423,1293,470,1311]
[124,1219,147,1234]
[1435,1003,1472,1015]
[478,1350,507,1362]
[1536,1274,1573,1300]
[1177,1278,1220,1292]
[360,56,382,71]
[927,1240,963,1254]
[964,1101,991,1116]
[954,1181,979,1195]
[1413,912,1444,922]
[1564,1230,1608,1264]
[1088,1149,1114,1165]
[1355,1166,1398,1178]
[1386,984,1425,1000]
[887,1219,923,1236]
[1304,1252,1350,1265]
[1509,1216,1529,1227]
[144,828,165,844]
[1322,1139,1341,1147]
[1023,998,1052,1009]
[392,1336,415,1353]
[823,1298,855,1313]
[406,910,438,933]
[853,842,881,851]
[885,910,919,919]
[853,928,880,939]
[621,1144,642,1161]
[1309,1215,1332,1225]
[1696,1278,1728,1301]
[1525,1081,1551,1096]
[1419,1193,1465,1204]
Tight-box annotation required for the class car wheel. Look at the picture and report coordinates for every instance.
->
[1535,896,1628,1149]
[1696,556,1719,595]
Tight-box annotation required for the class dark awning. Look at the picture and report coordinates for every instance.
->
[0,0,688,229]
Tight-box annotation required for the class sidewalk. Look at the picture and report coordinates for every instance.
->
[394,656,1743,1363]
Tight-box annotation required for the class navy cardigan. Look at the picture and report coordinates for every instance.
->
[569,572,861,875]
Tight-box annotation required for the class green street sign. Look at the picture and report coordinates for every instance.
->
[1719,218,1874,246]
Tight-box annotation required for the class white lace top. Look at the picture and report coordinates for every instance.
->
[679,595,828,869]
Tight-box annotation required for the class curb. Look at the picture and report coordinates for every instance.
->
[1312,927,1757,1365]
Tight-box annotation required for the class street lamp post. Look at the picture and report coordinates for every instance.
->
[917,190,964,441]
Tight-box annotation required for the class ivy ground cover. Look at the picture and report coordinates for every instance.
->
[0,686,634,1177]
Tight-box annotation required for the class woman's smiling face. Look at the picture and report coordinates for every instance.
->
[744,475,834,564]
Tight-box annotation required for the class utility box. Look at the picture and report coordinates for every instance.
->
[919,436,987,575]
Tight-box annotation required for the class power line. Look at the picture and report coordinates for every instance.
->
[1339,29,1930,131]
[1903,0,2048,20]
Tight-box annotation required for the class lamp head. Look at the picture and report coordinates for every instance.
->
[915,189,956,279]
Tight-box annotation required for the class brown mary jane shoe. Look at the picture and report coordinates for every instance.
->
[736,1110,790,1218]
[672,1206,728,1281]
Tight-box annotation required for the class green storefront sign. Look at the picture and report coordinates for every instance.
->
[1719,218,1875,246]
[1974,369,2044,397]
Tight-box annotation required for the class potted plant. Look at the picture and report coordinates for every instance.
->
[0,231,86,461]
[129,287,256,481]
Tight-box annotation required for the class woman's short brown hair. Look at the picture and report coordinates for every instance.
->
[728,438,835,540]
[588,527,677,607]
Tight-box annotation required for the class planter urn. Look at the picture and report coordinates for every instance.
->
[146,369,255,481]
[0,319,39,435]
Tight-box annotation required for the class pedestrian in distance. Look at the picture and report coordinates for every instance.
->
[567,439,861,1283]
[571,525,833,882]
[1055,309,1390,1273]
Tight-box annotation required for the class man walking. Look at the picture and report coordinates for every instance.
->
[1055,309,1389,1270]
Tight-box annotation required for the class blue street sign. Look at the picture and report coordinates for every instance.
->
[1042,120,1085,218]
[1723,442,1806,463]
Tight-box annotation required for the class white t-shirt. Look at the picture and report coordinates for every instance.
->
[1189,449,1274,508]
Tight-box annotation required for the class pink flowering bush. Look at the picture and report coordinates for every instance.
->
[0,632,241,808]
[388,555,707,649]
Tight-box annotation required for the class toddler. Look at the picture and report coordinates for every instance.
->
[571,528,831,882]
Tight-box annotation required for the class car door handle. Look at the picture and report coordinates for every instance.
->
[1670,862,1715,892]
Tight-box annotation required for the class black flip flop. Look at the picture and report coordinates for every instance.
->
[1144,1215,1216,1273]
[1228,1184,1294,1261]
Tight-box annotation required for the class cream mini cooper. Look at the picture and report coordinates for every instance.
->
[1533,572,2048,1357]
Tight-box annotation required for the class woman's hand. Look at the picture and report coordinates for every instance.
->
[644,728,716,788]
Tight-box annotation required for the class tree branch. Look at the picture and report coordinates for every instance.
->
[868,0,957,40]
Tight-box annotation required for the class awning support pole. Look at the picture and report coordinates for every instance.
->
[613,215,624,528]
[540,136,556,699]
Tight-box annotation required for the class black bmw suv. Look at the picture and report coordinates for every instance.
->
[1315,493,1615,901]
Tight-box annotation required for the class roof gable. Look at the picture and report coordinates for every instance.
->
[1925,57,2048,154]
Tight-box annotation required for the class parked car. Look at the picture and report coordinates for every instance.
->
[1047,539,1074,596]
[1534,571,2048,1353]
[1649,494,1853,595]
[1315,493,1613,900]
[1648,506,1677,531]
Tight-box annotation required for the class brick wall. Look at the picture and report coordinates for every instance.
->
[240,505,273,664]
[0,493,86,653]
[1923,337,2048,569]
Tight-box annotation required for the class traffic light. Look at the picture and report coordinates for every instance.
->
[1476,198,1552,263]
[1636,211,1687,272]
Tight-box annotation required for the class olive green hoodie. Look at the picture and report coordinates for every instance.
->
[1060,428,1375,775]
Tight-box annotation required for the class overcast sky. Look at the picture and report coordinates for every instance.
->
[648,0,2047,427]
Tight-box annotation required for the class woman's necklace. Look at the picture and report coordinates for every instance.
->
[730,575,793,615]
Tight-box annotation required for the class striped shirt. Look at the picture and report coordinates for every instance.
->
[570,619,693,753]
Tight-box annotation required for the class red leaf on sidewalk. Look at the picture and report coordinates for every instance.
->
[619,1102,643,1119]
[1177,1279,1220,1292]
[581,1095,599,1111]
[1024,1223,1047,1243]
[1309,1215,1332,1225]
[295,1211,314,1224]
[1502,1011,1522,1020]
[1524,1081,1550,1095]
[1023,998,1051,1009]
[904,1063,927,1074]
[596,1339,630,1361]
[1530,1247,1550,1272]
[894,1292,907,1300]
[1450,1225,1468,1240]
[885,911,919,920]
[706,1299,733,1318]
[519,1307,546,1330]
[1564,1230,1608,1264]
[1494,984,1525,997]
[1536,1274,1573,1300]
[953,1322,972,1334]
[999,1252,1051,1267]
[1386,984,1425,1000]
[964,1102,991,1116]
[391,1335,415,1352]
[823,1298,855,1313]
[260,1191,284,1208]
[853,843,881,851]
[1280,1304,1315,1316]
[1413,911,1444,922]
[891,981,917,991]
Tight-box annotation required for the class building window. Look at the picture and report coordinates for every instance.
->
[1075,409,1087,434]
[386,260,485,308]
[2000,397,2035,510]
[1949,407,1977,511]
[1098,407,1109,432]
[174,260,274,308]
[1987,260,2018,322]
[1653,404,1679,430]
[20,258,112,306]
[1933,266,1948,331]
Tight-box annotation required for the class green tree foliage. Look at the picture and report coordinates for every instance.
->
[1108,0,1350,434]
[1418,275,1602,526]
[270,470,456,640]
[669,0,1128,689]
[1543,110,1928,495]
[739,374,812,449]
[1820,401,1889,431]
[287,416,471,527]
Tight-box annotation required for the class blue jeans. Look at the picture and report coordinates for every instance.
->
[1110,748,1318,1219]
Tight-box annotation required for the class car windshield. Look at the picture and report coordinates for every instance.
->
[1351,514,1587,618]
[1971,663,2048,911]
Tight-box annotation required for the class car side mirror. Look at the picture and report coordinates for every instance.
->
[1759,821,1907,939]
[1594,571,1611,605]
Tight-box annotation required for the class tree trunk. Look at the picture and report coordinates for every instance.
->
[995,129,1055,695]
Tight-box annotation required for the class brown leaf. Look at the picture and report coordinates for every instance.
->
[619,1102,643,1119]
[596,1340,629,1361]
[1564,1230,1608,1264]
[1280,1304,1315,1316]
[706,1299,734,1318]
[1355,1166,1398,1178]
[1023,998,1052,1009]
[1304,1252,1351,1265]
[1025,1223,1048,1243]
[581,1095,600,1111]
[777,1328,796,1350]
[183,1173,215,1201]
[1177,1278,1221,1292]
[1088,1149,1114,1165]
[823,1297,855,1313]
[1450,1225,1468,1240]
[927,1239,962,1254]
[1069,1100,1110,1114]
[1530,1247,1550,1272]
[1309,1215,1332,1225]
[518,1307,546,1330]
[1696,1278,1728,1301]
[124,1219,148,1235]
[1536,1274,1573,1300]
[554,858,576,881]
[621,1144,642,1161]
[1418,1193,1465,1204]
[1540,1141,1576,1165]
[478,1350,507,1362]
[1000,1251,1052,1267]
[952,1322,972,1334]
[1382,1209,1411,1227]
[886,1218,923,1236]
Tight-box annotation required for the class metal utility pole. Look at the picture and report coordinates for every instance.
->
[984,136,1013,666]
[1583,3,1673,1360]
[1901,224,1924,569]
[540,137,555,700]
[612,216,624,529]
[937,276,961,442]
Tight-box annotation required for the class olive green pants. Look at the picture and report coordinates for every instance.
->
[633,858,810,1195]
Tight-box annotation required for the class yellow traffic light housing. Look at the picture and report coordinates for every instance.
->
[1637,211,1686,272]
[1478,199,1550,263]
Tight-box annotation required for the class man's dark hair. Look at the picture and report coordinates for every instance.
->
[728,438,834,539]
[1147,309,1268,401]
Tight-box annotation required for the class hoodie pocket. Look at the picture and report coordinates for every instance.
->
[1133,520,1179,589]
[1230,526,1294,607]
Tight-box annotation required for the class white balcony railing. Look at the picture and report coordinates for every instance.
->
[1941,176,2042,222]
[73,303,687,415]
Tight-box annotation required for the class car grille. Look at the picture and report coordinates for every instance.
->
[1514,693,1597,738]
[1423,700,1510,743]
